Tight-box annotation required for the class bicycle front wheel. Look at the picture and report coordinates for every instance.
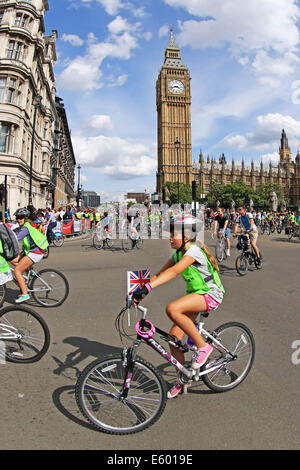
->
[93,234,103,250]
[53,234,64,247]
[202,322,255,392]
[235,254,248,276]
[215,240,224,262]
[0,306,50,363]
[135,237,143,249]
[30,269,69,307]
[0,283,7,308]
[76,355,167,435]
[122,237,133,252]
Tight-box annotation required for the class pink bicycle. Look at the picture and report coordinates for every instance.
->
[75,303,255,434]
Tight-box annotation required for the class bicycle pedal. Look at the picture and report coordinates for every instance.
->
[193,369,200,381]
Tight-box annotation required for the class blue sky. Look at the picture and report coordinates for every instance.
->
[45,0,300,201]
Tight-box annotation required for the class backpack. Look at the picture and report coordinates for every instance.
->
[0,223,19,261]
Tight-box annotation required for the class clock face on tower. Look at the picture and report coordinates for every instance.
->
[168,79,184,94]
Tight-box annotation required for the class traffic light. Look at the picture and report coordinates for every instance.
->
[192,180,197,201]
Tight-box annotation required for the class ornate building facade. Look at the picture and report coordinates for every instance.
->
[0,0,76,216]
[192,129,300,208]
[156,29,300,208]
[156,26,193,197]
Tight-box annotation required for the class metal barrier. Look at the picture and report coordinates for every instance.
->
[53,219,91,237]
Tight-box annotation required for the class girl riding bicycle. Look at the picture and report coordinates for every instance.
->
[132,215,225,398]
[11,208,49,303]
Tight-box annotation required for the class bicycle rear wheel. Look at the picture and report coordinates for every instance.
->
[202,322,255,392]
[254,252,263,269]
[235,254,248,276]
[0,306,50,363]
[76,355,167,435]
[30,269,69,307]
[105,236,114,249]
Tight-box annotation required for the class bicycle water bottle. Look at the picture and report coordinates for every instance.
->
[187,321,200,346]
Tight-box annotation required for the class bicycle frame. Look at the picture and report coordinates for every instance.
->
[0,323,22,341]
[120,305,236,396]
[10,267,52,294]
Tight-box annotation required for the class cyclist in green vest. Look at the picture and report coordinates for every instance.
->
[132,215,225,398]
[0,240,13,286]
[10,208,49,303]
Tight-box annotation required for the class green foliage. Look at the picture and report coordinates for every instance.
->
[164,179,286,209]
[164,181,205,204]
[206,180,285,209]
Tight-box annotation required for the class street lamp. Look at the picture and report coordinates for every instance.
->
[76,164,81,209]
[29,94,42,206]
[174,138,180,204]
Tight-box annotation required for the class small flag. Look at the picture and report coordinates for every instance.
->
[127,269,150,296]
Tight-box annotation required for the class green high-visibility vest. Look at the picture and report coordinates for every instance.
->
[173,246,225,295]
[0,240,11,273]
[22,222,49,255]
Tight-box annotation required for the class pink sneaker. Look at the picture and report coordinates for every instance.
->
[192,344,213,370]
[167,381,191,399]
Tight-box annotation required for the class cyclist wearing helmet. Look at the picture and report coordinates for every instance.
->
[11,208,49,303]
[132,215,225,398]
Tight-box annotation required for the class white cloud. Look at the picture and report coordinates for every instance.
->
[164,0,300,52]
[261,152,280,165]
[58,20,139,91]
[107,74,128,87]
[83,115,115,132]
[222,113,300,151]
[72,134,157,179]
[96,0,125,16]
[107,15,131,35]
[59,57,103,91]
[252,50,300,88]
[159,24,169,38]
[164,0,300,87]
[61,34,84,46]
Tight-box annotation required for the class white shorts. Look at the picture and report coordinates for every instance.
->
[26,252,44,263]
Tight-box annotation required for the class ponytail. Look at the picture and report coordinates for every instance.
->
[201,243,219,271]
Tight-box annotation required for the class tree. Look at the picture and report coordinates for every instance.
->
[206,180,253,208]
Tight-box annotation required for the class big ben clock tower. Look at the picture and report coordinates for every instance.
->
[156,26,193,198]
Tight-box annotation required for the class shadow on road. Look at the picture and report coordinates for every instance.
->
[52,341,214,433]
[52,337,122,378]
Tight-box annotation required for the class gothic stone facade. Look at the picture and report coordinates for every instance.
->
[193,129,300,208]
[156,27,193,197]
[156,31,300,208]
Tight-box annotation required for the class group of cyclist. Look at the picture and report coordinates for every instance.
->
[0,207,49,303]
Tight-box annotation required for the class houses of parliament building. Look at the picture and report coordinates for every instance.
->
[156,28,300,208]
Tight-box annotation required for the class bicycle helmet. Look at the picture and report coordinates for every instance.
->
[169,215,202,249]
[15,207,31,219]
